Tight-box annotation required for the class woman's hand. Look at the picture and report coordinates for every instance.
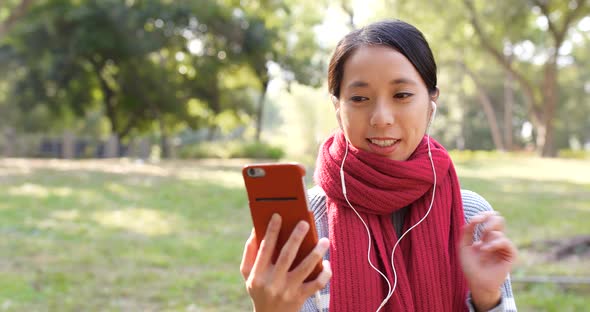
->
[459,211,518,311]
[240,214,332,312]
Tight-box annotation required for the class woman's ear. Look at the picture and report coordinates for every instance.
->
[431,87,440,103]
[331,95,343,129]
[331,95,339,110]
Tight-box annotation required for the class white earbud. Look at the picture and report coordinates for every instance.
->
[332,96,343,130]
[331,95,339,105]
[427,101,437,133]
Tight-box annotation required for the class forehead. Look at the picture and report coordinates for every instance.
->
[341,45,423,87]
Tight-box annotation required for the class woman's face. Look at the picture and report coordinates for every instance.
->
[334,45,436,161]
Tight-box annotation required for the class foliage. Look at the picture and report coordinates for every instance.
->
[0,0,326,144]
[388,0,590,156]
[558,149,590,159]
[178,140,285,159]
[0,0,589,157]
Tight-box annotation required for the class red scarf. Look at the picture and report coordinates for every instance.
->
[314,131,468,311]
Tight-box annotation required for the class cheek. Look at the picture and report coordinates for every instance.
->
[339,108,352,125]
[405,107,429,131]
[341,110,368,140]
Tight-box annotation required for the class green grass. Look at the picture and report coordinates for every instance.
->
[450,154,590,311]
[0,156,589,311]
[0,159,253,311]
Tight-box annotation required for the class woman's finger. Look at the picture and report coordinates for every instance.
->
[301,260,332,298]
[480,234,517,262]
[273,220,310,276]
[251,213,282,274]
[289,237,330,284]
[480,218,506,244]
[460,219,478,248]
[481,214,505,233]
[469,211,497,226]
[469,211,504,240]
[240,228,258,280]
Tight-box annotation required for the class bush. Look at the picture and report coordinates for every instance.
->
[179,141,285,159]
[558,149,590,159]
[449,149,505,162]
[449,149,538,162]
[228,141,285,159]
[178,142,229,159]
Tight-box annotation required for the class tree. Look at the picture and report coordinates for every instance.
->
[460,62,505,150]
[386,0,590,155]
[229,0,327,141]
[4,1,172,136]
[387,0,517,151]
[463,0,590,156]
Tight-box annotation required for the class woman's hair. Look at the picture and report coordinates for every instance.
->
[328,19,437,98]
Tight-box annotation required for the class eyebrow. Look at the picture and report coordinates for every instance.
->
[390,78,418,85]
[346,78,418,89]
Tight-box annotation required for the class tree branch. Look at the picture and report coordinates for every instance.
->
[532,0,560,41]
[0,0,36,38]
[90,58,119,135]
[339,0,355,30]
[532,0,588,47]
[557,0,588,44]
[463,0,542,125]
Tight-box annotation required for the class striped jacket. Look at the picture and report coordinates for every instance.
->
[301,186,517,312]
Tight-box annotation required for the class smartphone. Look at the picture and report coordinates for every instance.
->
[242,162,323,282]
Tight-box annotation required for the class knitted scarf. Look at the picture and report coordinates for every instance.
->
[314,131,468,311]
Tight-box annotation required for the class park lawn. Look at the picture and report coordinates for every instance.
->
[451,153,590,311]
[0,159,253,311]
[0,156,589,311]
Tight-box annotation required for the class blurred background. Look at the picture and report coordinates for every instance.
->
[0,0,588,311]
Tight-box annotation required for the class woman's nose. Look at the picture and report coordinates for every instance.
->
[370,101,394,127]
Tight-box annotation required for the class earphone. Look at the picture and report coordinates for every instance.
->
[338,100,438,311]
[427,100,437,134]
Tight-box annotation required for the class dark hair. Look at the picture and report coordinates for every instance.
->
[328,20,437,98]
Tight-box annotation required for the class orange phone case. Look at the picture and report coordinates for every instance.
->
[242,163,323,282]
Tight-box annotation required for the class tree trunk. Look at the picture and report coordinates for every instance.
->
[503,61,514,151]
[255,79,269,142]
[92,60,119,137]
[462,64,504,151]
[536,123,546,152]
[474,88,505,151]
[158,112,169,159]
[540,60,559,157]
[118,113,139,141]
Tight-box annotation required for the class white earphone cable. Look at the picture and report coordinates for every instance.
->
[339,103,437,311]
[381,131,436,307]
[340,142,393,311]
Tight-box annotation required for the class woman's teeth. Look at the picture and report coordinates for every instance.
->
[369,139,399,147]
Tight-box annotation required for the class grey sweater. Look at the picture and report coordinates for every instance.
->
[301,186,517,312]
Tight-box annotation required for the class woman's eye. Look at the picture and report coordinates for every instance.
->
[350,96,368,102]
[394,92,413,99]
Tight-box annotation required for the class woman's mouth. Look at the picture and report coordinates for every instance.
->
[368,138,399,147]
[366,138,401,155]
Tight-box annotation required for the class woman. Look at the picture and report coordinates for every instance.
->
[240,20,518,312]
